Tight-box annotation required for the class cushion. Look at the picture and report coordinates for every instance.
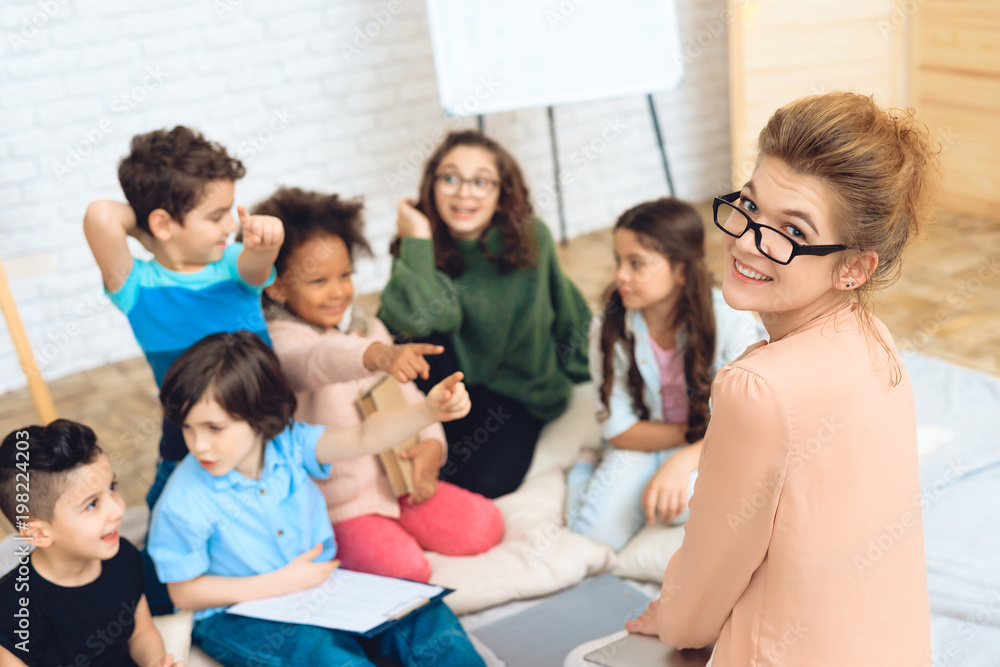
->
[612,523,686,583]
[427,468,618,614]
[916,424,953,461]
[151,610,200,665]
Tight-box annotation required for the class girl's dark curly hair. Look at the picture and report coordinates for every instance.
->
[252,186,371,276]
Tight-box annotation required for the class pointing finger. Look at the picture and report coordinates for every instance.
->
[411,343,445,356]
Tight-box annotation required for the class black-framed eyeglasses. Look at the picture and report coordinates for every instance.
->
[433,173,499,198]
[712,191,849,265]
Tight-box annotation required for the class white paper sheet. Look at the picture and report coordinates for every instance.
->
[226,569,447,635]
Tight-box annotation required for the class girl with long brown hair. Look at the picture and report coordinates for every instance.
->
[565,198,764,551]
[379,130,591,499]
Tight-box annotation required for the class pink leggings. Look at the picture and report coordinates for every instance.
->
[332,481,504,583]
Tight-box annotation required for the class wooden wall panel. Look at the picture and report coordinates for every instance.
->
[728,0,905,189]
[912,0,1000,220]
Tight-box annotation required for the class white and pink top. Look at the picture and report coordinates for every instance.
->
[649,337,690,424]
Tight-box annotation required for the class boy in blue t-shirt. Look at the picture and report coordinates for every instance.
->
[83,125,283,613]
[83,126,282,495]
[0,420,179,667]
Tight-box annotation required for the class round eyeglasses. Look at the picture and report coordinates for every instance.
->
[433,173,499,199]
[712,191,849,265]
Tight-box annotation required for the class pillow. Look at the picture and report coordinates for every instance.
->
[917,424,954,462]
[611,424,957,583]
[612,523,685,583]
[152,611,200,665]
[524,381,602,482]
[427,469,617,614]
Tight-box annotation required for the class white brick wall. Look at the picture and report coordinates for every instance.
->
[0,0,732,394]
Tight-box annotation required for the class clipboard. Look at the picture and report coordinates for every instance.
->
[359,588,453,638]
[226,569,453,637]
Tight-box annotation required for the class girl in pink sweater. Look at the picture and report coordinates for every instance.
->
[257,187,503,583]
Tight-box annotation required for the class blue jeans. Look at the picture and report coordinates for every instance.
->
[192,600,485,667]
[566,445,697,551]
[142,458,179,616]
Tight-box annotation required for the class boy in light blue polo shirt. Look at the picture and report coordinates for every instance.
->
[148,331,483,666]
[150,421,334,609]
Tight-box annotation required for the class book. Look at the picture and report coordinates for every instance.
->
[358,375,417,497]
[226,569,451,637]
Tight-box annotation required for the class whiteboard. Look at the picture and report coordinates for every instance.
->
[425,0,683,116]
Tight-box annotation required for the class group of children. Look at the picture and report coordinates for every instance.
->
[0,122,764,666]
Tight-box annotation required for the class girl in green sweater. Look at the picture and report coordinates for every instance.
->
[379,131,591,498]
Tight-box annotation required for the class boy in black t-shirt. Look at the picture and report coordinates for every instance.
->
[0,420,180,667]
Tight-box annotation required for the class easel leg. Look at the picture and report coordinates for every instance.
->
[0,258,57,424]
[547,106,568,246]
[647,94,676,196]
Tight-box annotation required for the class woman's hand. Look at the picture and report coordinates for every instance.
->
[625,597,660,636]
[400,439,444,504]
[396,198,433,239]
[641,442,701,524]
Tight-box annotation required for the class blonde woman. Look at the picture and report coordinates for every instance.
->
[569,92,939,666]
